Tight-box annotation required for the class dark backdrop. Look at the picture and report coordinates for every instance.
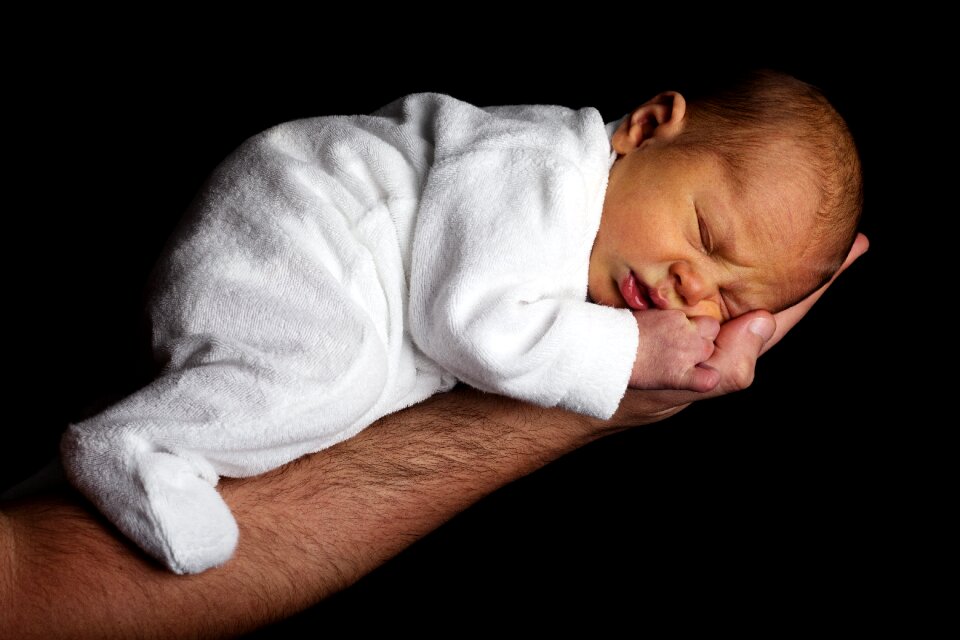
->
[5,27,923,632]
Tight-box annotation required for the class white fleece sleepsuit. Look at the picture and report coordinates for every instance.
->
[61,93,640,574]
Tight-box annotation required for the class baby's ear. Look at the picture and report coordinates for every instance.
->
[612,91,687,154]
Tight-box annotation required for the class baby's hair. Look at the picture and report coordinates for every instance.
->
[673,69,863,303]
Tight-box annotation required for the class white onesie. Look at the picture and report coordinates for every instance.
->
[61,93,640,574]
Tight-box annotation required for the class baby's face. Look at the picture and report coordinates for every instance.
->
[588,138,820,322]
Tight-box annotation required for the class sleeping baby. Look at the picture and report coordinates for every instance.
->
[61,69,863,574]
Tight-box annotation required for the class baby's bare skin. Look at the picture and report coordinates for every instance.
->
[629,310,720,391]
[589,91,837,393]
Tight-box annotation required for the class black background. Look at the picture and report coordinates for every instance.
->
[4,23,927,632]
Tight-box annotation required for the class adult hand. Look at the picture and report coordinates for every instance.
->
[596,232,869,433]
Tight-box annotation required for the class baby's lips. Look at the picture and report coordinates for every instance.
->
[619,272,650,310]
[647,286,671,310]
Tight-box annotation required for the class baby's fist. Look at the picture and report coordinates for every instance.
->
[629,310,720,392]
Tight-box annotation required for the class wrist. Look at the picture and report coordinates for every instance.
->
[594,388,691,433]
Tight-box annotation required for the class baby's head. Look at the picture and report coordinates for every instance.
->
[588,69,863,321]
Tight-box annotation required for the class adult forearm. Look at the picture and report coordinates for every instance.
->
[1,308,786,638]
[2,386,597,639]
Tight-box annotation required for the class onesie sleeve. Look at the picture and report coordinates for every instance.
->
[408,97,639,420]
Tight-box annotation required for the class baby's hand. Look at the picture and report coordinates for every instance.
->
[628,310,721,392]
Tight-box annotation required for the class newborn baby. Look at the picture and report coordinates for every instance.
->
[62,70,863,574]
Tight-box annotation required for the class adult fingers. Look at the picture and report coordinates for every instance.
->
[698,311,775,396]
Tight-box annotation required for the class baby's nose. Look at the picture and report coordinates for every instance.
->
[670,261,710,307]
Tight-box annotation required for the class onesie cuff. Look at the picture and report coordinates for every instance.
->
[556,304,639,420]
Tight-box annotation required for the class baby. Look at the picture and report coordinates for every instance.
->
[61,70,862,574]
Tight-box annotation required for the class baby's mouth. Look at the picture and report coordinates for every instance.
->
[619,271,655,310]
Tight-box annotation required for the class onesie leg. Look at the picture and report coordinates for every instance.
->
[61,131,400,574]
[62,309,388,574]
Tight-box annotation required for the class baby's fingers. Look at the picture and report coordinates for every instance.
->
[691,315,720,340]
[691,315,720,361]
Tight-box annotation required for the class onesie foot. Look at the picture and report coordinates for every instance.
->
[136,450,239,574]
[62,428,239,575]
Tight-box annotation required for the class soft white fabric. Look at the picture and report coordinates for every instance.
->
[60,93,639,574]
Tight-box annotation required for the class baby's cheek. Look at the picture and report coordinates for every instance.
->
[586,278,625,309]
[685,300,724,322]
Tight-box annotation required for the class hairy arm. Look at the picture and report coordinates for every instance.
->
[0,234,867,638]
[0,314,772,639]
[1,387,621,639]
